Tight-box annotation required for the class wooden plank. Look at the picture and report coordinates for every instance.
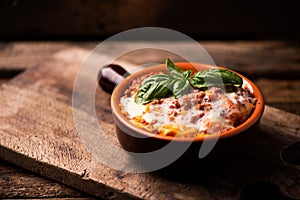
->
[267,103,300,116]
[255,79,300,103]
[103,41,300,78]
[1,47,300,199]
[204,41,300,78]
[0,45,96,199]
[254,79,300,115]
[0,159,93,199]
[0,41,299,79]
[0,42,96,71]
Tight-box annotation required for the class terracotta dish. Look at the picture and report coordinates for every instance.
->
[110,62,265,160]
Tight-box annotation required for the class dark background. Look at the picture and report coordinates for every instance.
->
[0,0,299,40]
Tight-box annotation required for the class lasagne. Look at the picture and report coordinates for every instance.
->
[119,72,256,138]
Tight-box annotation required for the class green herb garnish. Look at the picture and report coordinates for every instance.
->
[135,58,243,104]
[188,68,243,89]
[134,74,173,104]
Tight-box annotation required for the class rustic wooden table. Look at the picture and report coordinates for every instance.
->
[0,41,299,199]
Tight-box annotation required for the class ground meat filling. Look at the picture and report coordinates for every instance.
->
[120,74,256,138]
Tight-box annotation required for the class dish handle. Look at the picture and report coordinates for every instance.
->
[98,64,129,94]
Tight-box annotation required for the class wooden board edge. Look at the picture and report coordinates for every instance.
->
[0,145,140,200]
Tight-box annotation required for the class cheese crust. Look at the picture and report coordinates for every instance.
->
[120,74,256,138]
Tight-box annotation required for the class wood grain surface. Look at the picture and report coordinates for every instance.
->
[0,159,93,199]
[0,41,300,199]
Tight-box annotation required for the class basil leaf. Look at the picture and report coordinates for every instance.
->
[173,79,191,98]
[189,68,243,89]
[188,72,204,88]
[219,69,243,87]
[166,58,184,78]
[134,58,243,104]
[182,70,192,79]
[135,74,172,104]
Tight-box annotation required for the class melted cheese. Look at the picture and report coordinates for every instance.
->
[120,87,255,137]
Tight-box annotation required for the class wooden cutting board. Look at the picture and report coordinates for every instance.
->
[0,47,300,200]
